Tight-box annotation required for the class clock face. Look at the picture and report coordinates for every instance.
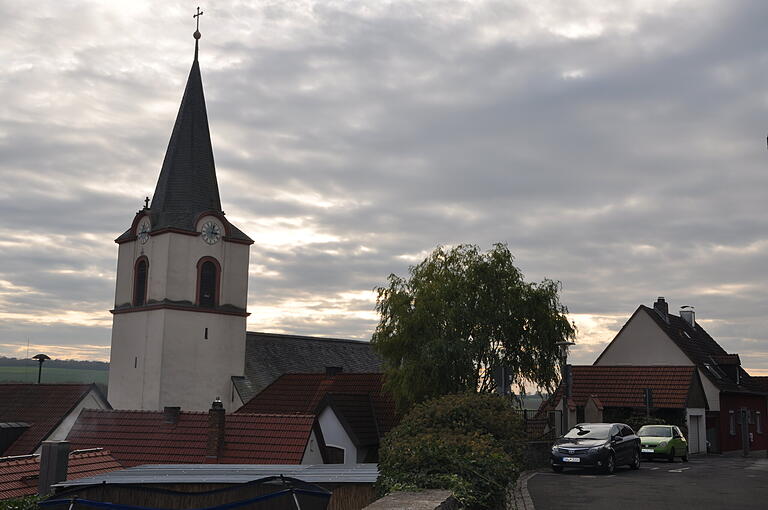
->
[201,220,222,245]
[137,220,151,244]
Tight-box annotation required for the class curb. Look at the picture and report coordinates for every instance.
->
[508,469,541,510]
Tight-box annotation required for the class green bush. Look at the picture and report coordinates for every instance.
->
[0,495,41,510]
[378,393,525,509]
[625,416,666,434]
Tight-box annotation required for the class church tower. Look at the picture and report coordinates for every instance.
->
[108,23,253,411]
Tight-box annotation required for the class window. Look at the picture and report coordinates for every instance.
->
[197,258,219,308]
[729,410,736,436]
[621,426,633,437]
[325,446,344,464]
[757,412,762,434]
[133,258,148,306]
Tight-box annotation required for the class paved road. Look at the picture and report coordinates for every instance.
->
[528,455,768,510]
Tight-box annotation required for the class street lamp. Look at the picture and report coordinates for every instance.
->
[555,341,575,433]
[32,353,50,384]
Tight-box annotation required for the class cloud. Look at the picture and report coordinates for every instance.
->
[0,1,767,375]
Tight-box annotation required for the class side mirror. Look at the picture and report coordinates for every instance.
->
[612,434,622,443]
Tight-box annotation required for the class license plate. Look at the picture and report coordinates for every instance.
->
[563,457,580,463]
[641,448,654,453]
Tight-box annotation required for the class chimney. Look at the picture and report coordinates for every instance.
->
[653,297,669,322]
[680,306,695,327]
[163,406,180,424]
[325,366,343,377]
[207,398,225,460]
[38,441,69,496]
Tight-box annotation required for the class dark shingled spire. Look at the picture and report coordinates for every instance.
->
[150,43,221,231]
[116,28,252,244]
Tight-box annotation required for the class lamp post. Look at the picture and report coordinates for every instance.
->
[555,341,575,434]
[32,353,50,384]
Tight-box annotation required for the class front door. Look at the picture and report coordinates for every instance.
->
[689,416,700,453]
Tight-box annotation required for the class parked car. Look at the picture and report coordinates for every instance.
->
[637,424,688,462]
[550,423,641,474]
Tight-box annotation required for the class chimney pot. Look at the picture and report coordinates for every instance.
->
[653,297,669,322]
[680,306,695,327]
[163,406,180,424]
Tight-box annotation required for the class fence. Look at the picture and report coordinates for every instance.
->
[514,409,562,440]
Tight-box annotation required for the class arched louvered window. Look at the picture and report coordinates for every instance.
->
[133,258,148,306]
[198,258,220,308]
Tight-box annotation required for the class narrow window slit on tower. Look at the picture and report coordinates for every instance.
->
[204,327,208,339]
[134,356,137,368]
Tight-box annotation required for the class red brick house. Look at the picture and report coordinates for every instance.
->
[66,401,327,466]
[593,298,767,453]
[237,372,396,464]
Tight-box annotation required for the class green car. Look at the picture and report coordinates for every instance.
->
[637,425,688,462]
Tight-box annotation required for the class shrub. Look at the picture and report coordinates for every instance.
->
[625,415,666,433]
[0,495,41,510]
[378,393,525,509]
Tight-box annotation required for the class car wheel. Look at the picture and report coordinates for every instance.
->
[552,465,563,473]
[682,448,688,462]
[668,448,675,463]
[604,453,615,475]
[630,449,640,470]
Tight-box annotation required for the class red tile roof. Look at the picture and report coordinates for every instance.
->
[236,373,397,438]
[542,366,698,412]
[66,410,317,467]
[0,384,107,456]
[0,450,122,500]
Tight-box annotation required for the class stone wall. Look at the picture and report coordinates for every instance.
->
[363,490,458,510]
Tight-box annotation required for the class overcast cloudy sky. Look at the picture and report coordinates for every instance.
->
[0,0,767,374]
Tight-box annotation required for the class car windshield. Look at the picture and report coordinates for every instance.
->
[563,424,612,440]
[638,426,672,437]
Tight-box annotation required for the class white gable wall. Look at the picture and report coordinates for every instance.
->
[595,310,720,411]
[596,311,691,366]
[301,430,325,464]
[318,406,363,464]
[36,389,110,453]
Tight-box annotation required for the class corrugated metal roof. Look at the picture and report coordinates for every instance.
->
[55,463,380,487]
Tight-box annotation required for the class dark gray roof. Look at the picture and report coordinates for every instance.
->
[239,332,383,402]
[116,43,251,243]
[55,463,380,487]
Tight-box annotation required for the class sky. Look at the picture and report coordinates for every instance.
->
[0,0,767,375]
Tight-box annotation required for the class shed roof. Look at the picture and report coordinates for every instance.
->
[542,366,700,413]
[55,463,380,487]
[66,409,317,467]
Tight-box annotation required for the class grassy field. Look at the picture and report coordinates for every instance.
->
[0,366,108,385]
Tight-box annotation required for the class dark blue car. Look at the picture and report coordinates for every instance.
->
[550,423,641,474]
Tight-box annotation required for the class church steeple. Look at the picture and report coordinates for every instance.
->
[150,24,222,232]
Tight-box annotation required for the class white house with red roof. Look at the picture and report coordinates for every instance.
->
[592,297,767,453]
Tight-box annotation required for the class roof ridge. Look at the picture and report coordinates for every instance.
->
[246,331,371,344]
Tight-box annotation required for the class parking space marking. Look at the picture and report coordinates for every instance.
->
[668,467,691,473]
[650,467,659,470]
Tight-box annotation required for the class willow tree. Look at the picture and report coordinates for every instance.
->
[371,243,575,410]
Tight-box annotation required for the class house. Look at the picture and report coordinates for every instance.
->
[236,372,396,464]
[0,449,122,500]
[65,400,327,466]
[541,365,709,453]
[593,297,768,453]
[0,384,111,456]
[232,333,383,407]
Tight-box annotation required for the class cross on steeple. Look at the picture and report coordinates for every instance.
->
[194,7,203,33]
